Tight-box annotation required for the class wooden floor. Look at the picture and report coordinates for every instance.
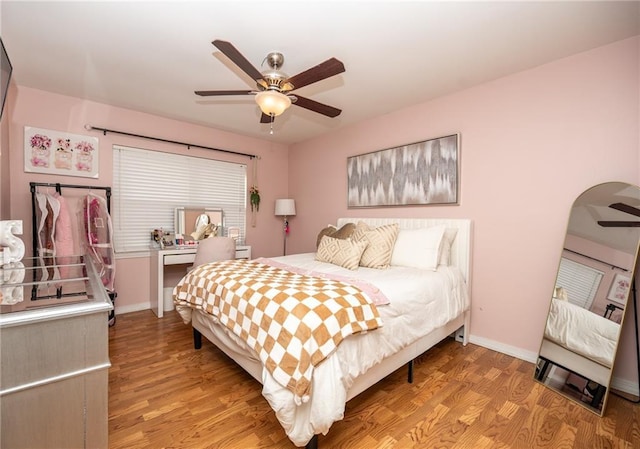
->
[108,310,640,448]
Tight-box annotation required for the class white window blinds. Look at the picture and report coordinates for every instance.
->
[112,145,247,253]
[555,258,604,310]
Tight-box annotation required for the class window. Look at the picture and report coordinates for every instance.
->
[113,145,247,254]
[555,257,604,310]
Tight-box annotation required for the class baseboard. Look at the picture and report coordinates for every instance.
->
[469,334,639,397]
[468,334,539,363]
[114,302,150,315]
[611,376,640,397]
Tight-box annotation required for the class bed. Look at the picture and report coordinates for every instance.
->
[174,217,472,447]
[538,297,620,388]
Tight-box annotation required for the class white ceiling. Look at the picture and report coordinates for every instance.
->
[2,1,639,145]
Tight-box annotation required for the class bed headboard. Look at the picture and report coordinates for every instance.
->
[336,218,473,286]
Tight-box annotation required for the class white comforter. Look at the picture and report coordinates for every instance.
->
[177,253,469,447]
[544,298,620,367]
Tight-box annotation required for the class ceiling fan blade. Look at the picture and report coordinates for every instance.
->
[293,95,342,117]
[609,202,640,218]
[286,58,345,90]
[260,113,271,124]
[598,221,640,227]
[195,90,254,96]
[212,40,263,82]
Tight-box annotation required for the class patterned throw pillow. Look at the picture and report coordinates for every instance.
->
[351,222,399,269]
[315,222,356,248]
[315,235,368,270]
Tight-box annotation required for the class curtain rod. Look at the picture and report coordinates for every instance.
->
[563,248,630,272]
[84,125,257,159]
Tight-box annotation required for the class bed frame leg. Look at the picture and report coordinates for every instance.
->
[193,328,202,350]
[407,360,414,383]
[305,434,318,449]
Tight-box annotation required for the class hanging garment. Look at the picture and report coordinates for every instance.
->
[82,193,115,291]
[35,193,61,283]
[35,193,51,259]
[53,193,75,279]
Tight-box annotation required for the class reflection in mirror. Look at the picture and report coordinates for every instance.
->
[175,207,224,241]
[194,213,210,230]
[535,182,640,415]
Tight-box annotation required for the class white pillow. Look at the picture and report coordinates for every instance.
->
[390,226,446,271]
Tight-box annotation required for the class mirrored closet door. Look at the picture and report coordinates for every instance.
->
[534,182,640,415]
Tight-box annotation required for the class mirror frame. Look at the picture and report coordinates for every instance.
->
[534,182,640,415]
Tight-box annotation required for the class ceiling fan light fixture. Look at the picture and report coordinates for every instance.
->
[255,90,291,117]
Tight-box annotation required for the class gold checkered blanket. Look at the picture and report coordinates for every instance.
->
[173,259,382,403]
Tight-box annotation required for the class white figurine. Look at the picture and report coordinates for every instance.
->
[0,220,26,264]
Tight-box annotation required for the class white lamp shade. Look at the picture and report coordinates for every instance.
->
[275,199,296,216]
[255,90,292,116]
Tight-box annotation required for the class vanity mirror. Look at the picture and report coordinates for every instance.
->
[175,207,223,241]
[535,182,640,415]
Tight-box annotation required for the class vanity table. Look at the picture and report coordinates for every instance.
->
[0,255,112,449]
[150,244,251,318]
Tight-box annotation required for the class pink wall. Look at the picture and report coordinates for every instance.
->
[0,108,8,218]
[288,37,640,384]
[0,82,17,218]
[5,87,290,312]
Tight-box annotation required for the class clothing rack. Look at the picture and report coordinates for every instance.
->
[29,182,111,258]
[29,182,116,325]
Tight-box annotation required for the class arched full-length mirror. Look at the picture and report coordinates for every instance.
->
[535,182,640,415]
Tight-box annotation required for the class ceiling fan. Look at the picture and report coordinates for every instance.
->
[598,202,640,227]
[195,40,345,129]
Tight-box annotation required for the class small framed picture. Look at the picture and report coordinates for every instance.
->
[607,273,631,305]
[24,126,99,178]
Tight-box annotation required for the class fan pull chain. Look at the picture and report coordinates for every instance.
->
[270,114,275,135]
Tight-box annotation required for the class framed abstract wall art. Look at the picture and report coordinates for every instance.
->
[24,126,99,178]
[347,133,459,208]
